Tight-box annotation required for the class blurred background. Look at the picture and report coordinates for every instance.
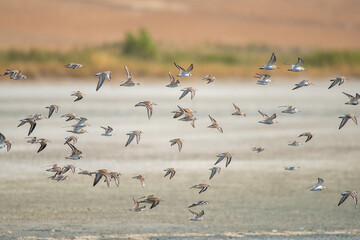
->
[0,0,359,79]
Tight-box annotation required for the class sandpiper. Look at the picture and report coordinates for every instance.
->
[298,132,313,142]
[190,184,210,194]
[339,114,358,129]
[65,63,83,69]
[292,80,313,90]
[284,166,300,171]
[189,209,205,221]
[0,133,12,152]
[174,62,193,77]
[50,174,69,182]
[78,168,92,176]
[65,142,83,160]
[260,53,278,70]
[46,104,59,118]
[288,140,301,146]
[64,136,78,145]
[170,138,183,152]
[232,103,246,117]
[26,137,37,144]
[125,130,142,147]
[35,138,50,153]
[135,101,157,120]
[188,200,209,208]
[61,113,76,122]
[110,171,121,187]
[338,190,358,209]
[95,71,111,91]
[252,147,264,153]
[61,165,76,174]
[328,76,347,89]
[130,197,146,212]
[208,115,223,133]
[288,58,305,72]
[67,126,87,134]
[46,164,62,174]
[202,75,216,84]
[309,178,326,191]
[120,66,140,86]
[179,87,197,100]
[90,169,111,187]
[71,91,84,102]
[255,73,271,85]
[343,92,360,105]
[132,175,145,188]
[209,167,221,180]
[166,72,180,87]
[258,110,277,124]
[137,195,162,209]
[164,168,176,179]
[279,105,299,114]
[101,126,113,136]
[215,152,232,167]
[18,117,37,136]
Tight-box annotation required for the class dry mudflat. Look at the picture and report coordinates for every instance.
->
[0,79,359,239]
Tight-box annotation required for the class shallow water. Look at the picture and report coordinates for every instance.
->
[0,79,359,239]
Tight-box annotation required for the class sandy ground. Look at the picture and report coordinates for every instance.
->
[0,78,360,239]
[0,0,359,49]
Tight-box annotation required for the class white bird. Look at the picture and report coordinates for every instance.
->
[258,110,277,124]
[260,53,278,70]
[309,178,326,191]
[292,80,313,90]
[288,58,305,72]
[174,62,193,77]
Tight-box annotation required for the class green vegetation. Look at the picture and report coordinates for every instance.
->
[0,29,359,79]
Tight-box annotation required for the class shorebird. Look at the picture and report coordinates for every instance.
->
[95,71,111,91]
[78,168,92,176]
[137,195,162,209]
[255,73,271,85]
[279,105,299,114]
[338,190,358,209]
[135,101,157,120]
[71,91,84,102]
[179,87,197,100]
[288,140,301,146]
[179,115,197,128]
[10,71,27,80]
[190,184,210,194]
[172,105,197,119]
[35,138,50,153]
[61,113,76,122]
[232,103,246,117]
[170,138,183,152]
[18,117,37,136]
[298,132,313,142]
[90,169,111,187]
[0,133,12,152]
[208,115,223,133]
[252,147,264,153]
[65,143,83,160]
[215,152,232,167]
[46,104,59,118]
[339,114,358,129]
[343,92,360,105]
[73,117,88,127]
[4,69,20,78]
[130,197,146,212]
[67,127,87,134]
[125,130,142,147]
[65,63,83,69]
[64,136,78,145]
[166,72,180,87]
[101,126,113,136]
[260,53,278,70]
[284,166,300,171]
[26,137,37,144]
[258,110,277,124]
[309,178,326,191]
[189,209,205,221]
[132,175,145,188]
[163,168,176,179]
[120,66,139,86]
[287,58,305,72]
[202,75,215,84]
[174,62,193,77]
[30,113,46,121]
[50,174,69,182]
[188,200,209,208]
[292,80,313,90]
[46,164,62,174]
[110,172,121,187]
[209,167,221,180]
[328,76,347,89]
[61,165,76,174]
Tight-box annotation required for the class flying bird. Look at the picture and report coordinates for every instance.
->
[258,110,277,124]
[166,72,180,87]
[337,190,358,209]
[287,58,305,72]
[125,130,142,147]
[308,178,326,191]
[202,75,216,84]
[232,103,246,117]
[170,138,183,152]
[292,80,313,90]
[208,115,223,133]
[46,104,59,118]
[174,62,193,77]
[343,92,360,105]
[209,167,221,180]
[298,132,313,142]
[94,71,111,91]
[65,63,83,69]
[338,114,358,129]
[120,66,140,86]
[215,152,232,167]
[328,76,347,89]
[135,101,157,119]
[179,87,197,100]
[163,168,176,179]
[260,53,278,70]
[189,209,205,221]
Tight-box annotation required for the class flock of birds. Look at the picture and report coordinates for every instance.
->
[0,53,358,221]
